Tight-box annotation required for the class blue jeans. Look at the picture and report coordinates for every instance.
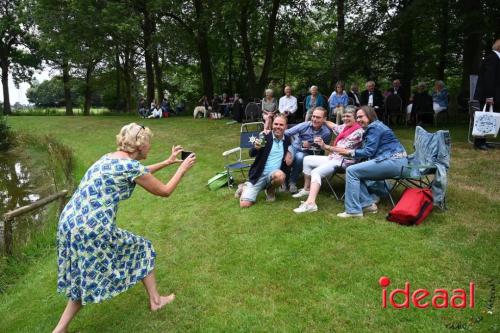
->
[240,170,280,203]
[344,157,408,213]
[289,146,311,185]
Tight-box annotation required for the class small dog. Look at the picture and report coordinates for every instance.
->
[193,106,210,118]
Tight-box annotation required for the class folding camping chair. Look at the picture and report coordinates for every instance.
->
[222,122,264,187]
[244,102,261,122]
[385,126,450,209]
[385,94,405,125]
[323,158,358,201]
[324,166,347,201]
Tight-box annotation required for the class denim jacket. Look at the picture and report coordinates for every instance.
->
[354,120,406,162]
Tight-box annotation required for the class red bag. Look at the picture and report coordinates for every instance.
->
[387,188,433,226]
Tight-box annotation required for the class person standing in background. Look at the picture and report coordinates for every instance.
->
[473,39,500,150]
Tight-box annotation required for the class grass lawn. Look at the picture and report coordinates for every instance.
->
[0,116,499,332]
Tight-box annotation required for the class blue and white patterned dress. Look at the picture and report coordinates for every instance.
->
[57,155,155,304]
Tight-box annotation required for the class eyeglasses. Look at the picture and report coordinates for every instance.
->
[136,125,145,141]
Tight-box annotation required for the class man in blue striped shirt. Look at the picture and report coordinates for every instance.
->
[285,107,332,193]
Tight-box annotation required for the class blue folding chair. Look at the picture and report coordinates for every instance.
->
[385,126,450,209]
[222,122,264,187]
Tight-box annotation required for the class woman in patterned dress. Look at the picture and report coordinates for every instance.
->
[53,123,196,333]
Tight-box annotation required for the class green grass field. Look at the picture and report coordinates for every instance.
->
[1,116,499,332]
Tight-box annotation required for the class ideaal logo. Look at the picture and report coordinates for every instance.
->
[379,276,475,309]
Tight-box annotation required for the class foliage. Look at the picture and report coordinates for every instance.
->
[2,0,500,111]
[0,0,40,114]
[26,77,105,108]
[0,116,499,332]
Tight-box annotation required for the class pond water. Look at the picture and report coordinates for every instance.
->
[0,149,54,253]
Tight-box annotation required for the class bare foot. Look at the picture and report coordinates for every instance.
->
[150,293,175,311]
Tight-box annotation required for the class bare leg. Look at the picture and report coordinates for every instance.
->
[52,300,82,333]
[303,175,311,191]
[264,114,274,130]
[142,270,175,311]
[304,182,321,205]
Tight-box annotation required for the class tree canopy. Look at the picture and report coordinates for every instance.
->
[1,0,499,114]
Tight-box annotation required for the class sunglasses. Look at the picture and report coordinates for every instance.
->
[136,125,145,141]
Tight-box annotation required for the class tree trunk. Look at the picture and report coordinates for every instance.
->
[193,0,214,98]
[152,46,163,104]
[62,59,73,116]
[123,47,133,113]
[460,0,482,98]
[227,32,233,95]
[83,63,95,116]
[394,0,414,105]
[195,32,214,98]
[330,0,345,89]
[436,0,449,80]
[115,51,122,111]
[143,8,155,104]
[239,0,257,97]
[1,60,11,114]
[257,0,280,93]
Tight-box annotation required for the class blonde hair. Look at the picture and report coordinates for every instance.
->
[116,123,153,153]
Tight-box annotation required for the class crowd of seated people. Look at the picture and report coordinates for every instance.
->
[236,104,409,219]
[405,80,448,125]
[138,95,185,119]
[232,77,450,217]
[137,78,446,218]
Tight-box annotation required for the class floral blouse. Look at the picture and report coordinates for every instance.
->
[329,123,364,164]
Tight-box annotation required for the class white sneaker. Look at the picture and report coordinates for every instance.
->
[337,212,363,218]
[363,203,378,214]
[293,202,318,213]
[292,188,310,198]
[289,183,298,194]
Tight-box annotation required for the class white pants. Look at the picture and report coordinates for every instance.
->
[433,103,446,114]
[303,155,343,185]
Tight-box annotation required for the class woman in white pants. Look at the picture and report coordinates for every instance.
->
[293,107,364,213]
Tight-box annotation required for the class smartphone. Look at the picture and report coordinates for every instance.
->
[181,151,193,160]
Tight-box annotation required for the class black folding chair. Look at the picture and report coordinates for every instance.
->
[385,94,404,125]
[244,102,261,122]
[222,122,264,187]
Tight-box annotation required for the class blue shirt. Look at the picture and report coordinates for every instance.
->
[328,91,349,109]
[432,89,448,107]
[354,120,406,162]
[262,134,284,175]
[285,122,332,152]
[305,94,327,111]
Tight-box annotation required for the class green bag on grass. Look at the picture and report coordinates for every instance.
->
[207,172,231,191]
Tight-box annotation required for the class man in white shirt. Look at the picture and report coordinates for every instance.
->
[278,85,298,122]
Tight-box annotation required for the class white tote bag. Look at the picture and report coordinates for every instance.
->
[472,104,500,138]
